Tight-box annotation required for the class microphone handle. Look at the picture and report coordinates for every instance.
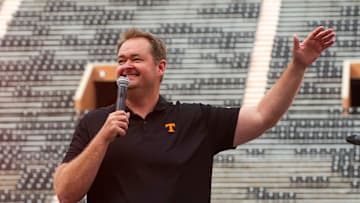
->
[116,86,127,110]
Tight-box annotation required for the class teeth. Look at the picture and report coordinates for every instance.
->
[120,68,139,77]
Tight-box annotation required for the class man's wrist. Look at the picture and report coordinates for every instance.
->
[290,58,307,72]
[95,130,113,146]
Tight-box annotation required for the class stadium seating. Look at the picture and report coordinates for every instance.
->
[0,0,360,202]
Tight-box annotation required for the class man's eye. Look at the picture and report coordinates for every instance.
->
[118,60,125,64]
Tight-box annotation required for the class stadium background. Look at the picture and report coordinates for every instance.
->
[0,0,360,202]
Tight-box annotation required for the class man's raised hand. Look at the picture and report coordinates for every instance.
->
[292,26,336,68]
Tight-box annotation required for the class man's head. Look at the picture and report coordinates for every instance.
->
[117,28,167,65]
[116,28,167,90]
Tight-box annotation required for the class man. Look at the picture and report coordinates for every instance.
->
[54,26,335,203]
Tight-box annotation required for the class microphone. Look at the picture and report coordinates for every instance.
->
[346,134,360,145]
[116,76,130,111]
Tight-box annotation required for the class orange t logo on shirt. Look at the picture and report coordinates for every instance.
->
[165,123,176,133]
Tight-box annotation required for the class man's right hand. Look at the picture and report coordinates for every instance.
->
[54,110,130,202]
[98,111,130,143]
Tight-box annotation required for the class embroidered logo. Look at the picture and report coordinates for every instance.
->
[165,123,176,133]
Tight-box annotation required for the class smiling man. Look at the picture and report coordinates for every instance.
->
[54,27,335,203]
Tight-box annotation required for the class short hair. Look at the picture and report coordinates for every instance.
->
[117,28,167,64]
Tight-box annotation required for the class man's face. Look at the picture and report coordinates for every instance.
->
[117,38,164,90]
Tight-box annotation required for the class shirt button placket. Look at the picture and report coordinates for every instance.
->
[143,120,147,131]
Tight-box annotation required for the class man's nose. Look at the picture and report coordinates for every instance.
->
[118,60,134,69]
[117,63,134,75]
[123,59,135,67]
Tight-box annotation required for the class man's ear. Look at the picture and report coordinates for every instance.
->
[157,59,166,77]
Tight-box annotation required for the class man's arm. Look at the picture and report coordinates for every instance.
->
[54,111,129,203]
[233,26,336,146]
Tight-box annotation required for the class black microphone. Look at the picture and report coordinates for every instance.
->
[346,134,360,145]
[116,76,130,111]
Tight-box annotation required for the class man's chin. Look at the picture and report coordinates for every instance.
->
[127,83,137,90]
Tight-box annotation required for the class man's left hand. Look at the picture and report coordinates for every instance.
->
[292,26,336,68]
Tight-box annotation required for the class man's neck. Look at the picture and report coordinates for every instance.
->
[126,90,159,119]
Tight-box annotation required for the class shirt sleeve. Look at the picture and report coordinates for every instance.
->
[206,105,240,154]
[62,117,92,163]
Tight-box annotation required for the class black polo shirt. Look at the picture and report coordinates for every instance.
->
[63,96,239,203]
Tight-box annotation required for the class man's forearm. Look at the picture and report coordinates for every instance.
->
[233,27,335,146]
[54,134,110,203]
[257,60,306,127]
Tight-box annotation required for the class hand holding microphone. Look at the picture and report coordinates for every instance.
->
[98,76,130,142]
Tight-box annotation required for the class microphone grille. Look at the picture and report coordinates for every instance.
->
[116,76,130,87]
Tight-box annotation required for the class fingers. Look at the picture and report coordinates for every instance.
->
[293,34,300,50]
[112,110,129,118]
[114,111,131,138]
[314,28,333,40]
[111,120,129,131]
[115,127,127,137]
[313,28,336,50]
[319,31,336,43]
[107,122,127,137]
[322,40,335,50]
[309,26,324,39]
[114,124,128,137]
[109,111,129,122]
[101,111,130,140]
[111,111,129,136]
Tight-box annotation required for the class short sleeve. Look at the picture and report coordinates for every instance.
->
[206,106,240,154]
[62,118,91,163]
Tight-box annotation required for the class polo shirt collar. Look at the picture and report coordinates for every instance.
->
[121,95,168,113]
[150,95,168,112]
